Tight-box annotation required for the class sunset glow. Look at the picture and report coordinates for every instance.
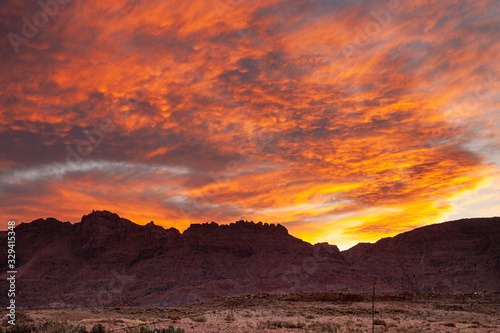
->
[1,0,499,249]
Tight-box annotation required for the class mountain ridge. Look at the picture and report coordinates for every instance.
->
[1,211,499,308]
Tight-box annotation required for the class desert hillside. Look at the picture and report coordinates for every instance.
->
[0,211,498,308]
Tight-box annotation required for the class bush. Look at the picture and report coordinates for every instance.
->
[264,321,306,329]
[165,327,184,333]
[311,323,362,333]
[37,320,88,333]
[1,323,35,333]
[91,324,106,333]
[0,320,88,333]
[126,326,184,333]
[166,314,181,321]
[190,315,207,323]
[1,311,33,327]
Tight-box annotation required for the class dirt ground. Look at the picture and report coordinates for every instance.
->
[2,292,500,332]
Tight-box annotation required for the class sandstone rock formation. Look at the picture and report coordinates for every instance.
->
[0,211,498,308]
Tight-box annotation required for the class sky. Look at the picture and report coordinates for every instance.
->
[0,0,499,250]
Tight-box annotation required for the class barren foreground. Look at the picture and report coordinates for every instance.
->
[2,292,500,332]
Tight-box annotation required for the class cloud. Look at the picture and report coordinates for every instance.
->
[0,0,499,246]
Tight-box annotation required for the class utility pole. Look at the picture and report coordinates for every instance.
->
[372,281,375,333]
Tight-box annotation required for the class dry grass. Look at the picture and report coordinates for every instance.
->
[1,292,498,332]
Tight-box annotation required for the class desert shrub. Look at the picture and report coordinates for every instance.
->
[306,321,364,332]
[14,312,32,325]
[163,326,184,333]
[74,326,88,333]
[224,314,235,322]
[242,312,253,318]
[90,324,106,333]
[308,321,340,332]
[166,314,181,321]
[285,322,306,328]
[37,320,87,333]
[1,311,33,327]
[0,320,87,333]
[2,323,35,333]
[266,321,283,328]
[190,315,207,323]
[126,326,184,333]
[261,320,305,329]
[124,327,139,333]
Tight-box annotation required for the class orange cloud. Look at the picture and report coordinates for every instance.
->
[0,0,499,248]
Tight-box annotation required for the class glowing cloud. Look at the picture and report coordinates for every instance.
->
[1,0,499,248]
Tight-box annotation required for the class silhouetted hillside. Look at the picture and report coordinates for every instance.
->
[0,212,498,308]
